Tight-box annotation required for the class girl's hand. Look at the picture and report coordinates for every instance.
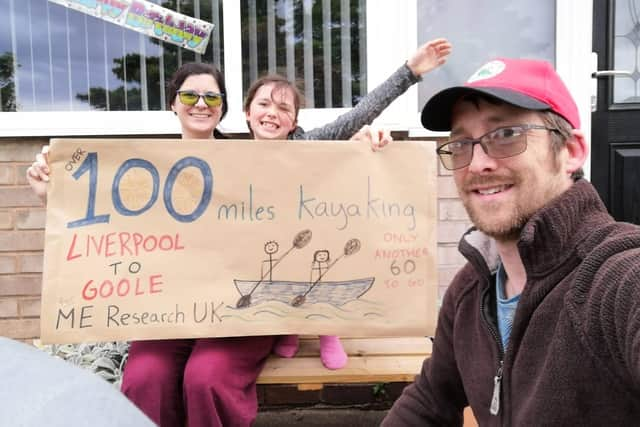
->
[406,38,452,77]
[350,125,393,152]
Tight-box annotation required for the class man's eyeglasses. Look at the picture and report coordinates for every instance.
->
[177,90,224,108]
[436,124,560,170]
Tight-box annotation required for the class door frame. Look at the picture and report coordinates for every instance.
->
[557,0,594,179]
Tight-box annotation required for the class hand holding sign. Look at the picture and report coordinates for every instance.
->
[26,145,50,202]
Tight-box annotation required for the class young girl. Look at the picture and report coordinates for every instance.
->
[243,38,451,370]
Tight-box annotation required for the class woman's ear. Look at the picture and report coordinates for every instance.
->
[564,129,588,176]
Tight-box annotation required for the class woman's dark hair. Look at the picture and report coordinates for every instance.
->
[167,62,228,121]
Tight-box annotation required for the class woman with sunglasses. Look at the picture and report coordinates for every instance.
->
[243,37,451,370]
[169,63,228,139]
[25,62,275,427]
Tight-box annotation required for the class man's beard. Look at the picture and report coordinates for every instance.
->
[461,165,565,242]
[466,202,530,241]
[460,173,529,241]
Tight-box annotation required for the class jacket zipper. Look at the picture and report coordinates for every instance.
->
[490,360,503,415]
[480,285,505,417]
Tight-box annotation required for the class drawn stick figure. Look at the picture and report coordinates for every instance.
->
[311,249,330,283]
[262,240,279,282]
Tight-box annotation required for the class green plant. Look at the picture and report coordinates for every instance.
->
[35,341,129,388]
[372,382,388,398]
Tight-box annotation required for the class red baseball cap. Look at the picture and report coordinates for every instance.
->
[421,58,580,131]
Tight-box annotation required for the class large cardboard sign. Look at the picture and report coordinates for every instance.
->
[40,139,438,344]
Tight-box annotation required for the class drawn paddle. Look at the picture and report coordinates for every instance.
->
[236,229,312,308]
[291,238,361,307]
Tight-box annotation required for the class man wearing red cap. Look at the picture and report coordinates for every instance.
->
[383,58,640,426]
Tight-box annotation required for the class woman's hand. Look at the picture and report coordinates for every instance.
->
[26,145,50,203]
[406,38,452,77]
[350,125,393,152]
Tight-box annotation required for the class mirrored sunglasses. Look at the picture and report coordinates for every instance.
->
[177,90,224,108]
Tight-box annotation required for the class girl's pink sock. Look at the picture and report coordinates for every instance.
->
[319,335,347,370]
[273,335,299,358]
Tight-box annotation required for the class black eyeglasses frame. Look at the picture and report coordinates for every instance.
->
[436,124,560,170]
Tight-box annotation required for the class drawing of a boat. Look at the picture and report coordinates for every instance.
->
[234,277,374,308]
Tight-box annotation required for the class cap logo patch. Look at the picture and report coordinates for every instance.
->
[467,60,506,83]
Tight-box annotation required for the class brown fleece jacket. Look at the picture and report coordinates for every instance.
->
[383,180,640,426]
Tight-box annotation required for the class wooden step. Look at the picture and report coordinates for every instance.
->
[294,336,431,357]
[258,337,431,384]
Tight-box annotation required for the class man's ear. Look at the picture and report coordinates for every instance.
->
[564,129,588,175]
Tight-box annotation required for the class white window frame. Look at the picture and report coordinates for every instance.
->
[0,0,594,170]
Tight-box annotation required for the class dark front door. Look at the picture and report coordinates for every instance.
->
[592,0,640,224]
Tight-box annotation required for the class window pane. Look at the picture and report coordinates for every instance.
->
[0,0,224,112]
[240,0,366,108]
[1,0,17,111]
[417,0,555,112]
[613,0,640,104]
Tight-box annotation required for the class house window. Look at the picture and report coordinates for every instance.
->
[0,0,591,137]
[0,0,365,114]
[240,0,366,109]
[0,0,224,112]
[416,0,556,113]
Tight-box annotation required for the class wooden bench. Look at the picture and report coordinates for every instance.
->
[258,336,430,385]
[258,336,477,426]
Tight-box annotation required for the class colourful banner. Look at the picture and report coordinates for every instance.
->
[40,139,438,344]
[48,0,213,54]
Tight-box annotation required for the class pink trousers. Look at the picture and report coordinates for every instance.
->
[121,336,276,427]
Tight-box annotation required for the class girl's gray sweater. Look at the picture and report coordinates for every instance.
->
[290,63,420,141]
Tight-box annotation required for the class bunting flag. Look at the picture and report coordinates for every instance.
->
[48,0,213,54]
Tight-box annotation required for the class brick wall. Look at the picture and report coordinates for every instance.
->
[0,138,48,341]
[0,137,469,341]
[435,162,472,299]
